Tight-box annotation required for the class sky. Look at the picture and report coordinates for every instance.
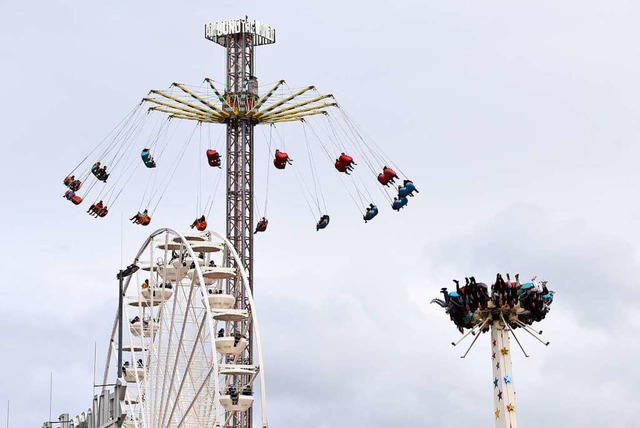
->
[1,0,640,426]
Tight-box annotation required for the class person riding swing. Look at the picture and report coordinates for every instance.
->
[254,217,268,234]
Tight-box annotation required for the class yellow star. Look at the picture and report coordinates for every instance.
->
[501,346,509,355]
[495,408,500,419]
[507,403,515,412]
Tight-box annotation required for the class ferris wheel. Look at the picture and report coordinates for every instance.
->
[101,228,268,428]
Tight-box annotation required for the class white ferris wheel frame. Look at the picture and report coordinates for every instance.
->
[101,228,269,428]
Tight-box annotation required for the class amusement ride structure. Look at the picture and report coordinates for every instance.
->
[431,274,555,428]
[50,16,418,428]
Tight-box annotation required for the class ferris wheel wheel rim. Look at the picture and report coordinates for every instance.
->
[102,227,270,428]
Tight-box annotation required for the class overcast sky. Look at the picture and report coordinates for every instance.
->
[1,0,640,426]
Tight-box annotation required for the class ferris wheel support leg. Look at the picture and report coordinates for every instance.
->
[117,272,124,380]
[491,324,518,428]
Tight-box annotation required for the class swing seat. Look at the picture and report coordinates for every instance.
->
[392,197,408,211]
[206,149,221,168]
[378,167,398,186]
[377,173,391,186]
[383,167,397,179]
[398,181,418,198]
[363,206,379,221]
[275,151,289,163]
[316,217,330,230]
[138,216,151,226]
[71,195,83,205]
[255,219,268,233]
[91,166,108,182]
[141,149,156,168]
[195,220,207,231]
[273,159,287,170]
[338,154,354,166]
[334,160,347,173]
[520,282,535,290]
[63,177,81,191]
[96,208,109,217]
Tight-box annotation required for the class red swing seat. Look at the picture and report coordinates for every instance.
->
[206,149,221,168]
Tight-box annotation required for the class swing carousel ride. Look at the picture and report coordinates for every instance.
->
[51,16,420,428]
[431,274,556,428]
[60,59,418,232]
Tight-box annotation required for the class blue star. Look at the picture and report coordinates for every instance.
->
[493,377,499,388]
[504,375,512,384]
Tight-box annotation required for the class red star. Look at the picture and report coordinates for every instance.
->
[492,352,496,360]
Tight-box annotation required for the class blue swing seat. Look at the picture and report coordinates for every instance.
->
[398,181,418,198]
[363,206,379,222]
[392,197,408,211]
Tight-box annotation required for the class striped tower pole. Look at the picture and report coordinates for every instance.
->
[491,321,518,428]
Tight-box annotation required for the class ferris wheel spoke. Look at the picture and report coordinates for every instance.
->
[158,279,199,427]
[149,304,166,427]
[165,312,208,425]
[156,275,182,426]
[174,364,216,427]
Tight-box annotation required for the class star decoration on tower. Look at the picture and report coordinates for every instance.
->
[493,339,497,347]
[496,362,500,369]
[497,390,503,401]
[495,408,500,419]
[493,377,499,388]
[504,375,512,384]
[507,403,515,412]
[492,352,496,360]
[501,346,509,355]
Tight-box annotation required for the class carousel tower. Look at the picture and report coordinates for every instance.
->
[207,21,273,428]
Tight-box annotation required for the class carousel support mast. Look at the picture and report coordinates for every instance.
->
[206,17,276,428]
[491,320,518,428]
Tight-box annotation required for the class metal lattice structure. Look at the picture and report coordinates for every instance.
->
[141,17,336,428]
